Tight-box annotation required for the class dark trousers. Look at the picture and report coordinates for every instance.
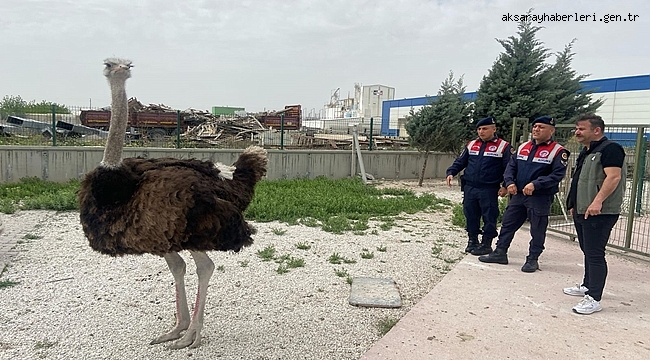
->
[495,193,553,259]
[573,213,620,302]
[463,185,499,239]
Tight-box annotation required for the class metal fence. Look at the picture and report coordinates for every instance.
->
[0,105,405,150]
[527,122,649,257]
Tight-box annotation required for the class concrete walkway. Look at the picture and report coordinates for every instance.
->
[361,229,650,360]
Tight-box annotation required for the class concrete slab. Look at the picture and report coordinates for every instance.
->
[349,277,402,308]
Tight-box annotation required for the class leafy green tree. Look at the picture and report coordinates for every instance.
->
[405,71,473,186]
[25,100,70,114]
[0,95,28,118]
[1,95,70,120]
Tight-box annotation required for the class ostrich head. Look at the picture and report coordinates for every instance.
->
[103,58,133,81]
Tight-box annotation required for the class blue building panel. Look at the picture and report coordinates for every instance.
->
[614,74,650,92]
[382,74,650,136]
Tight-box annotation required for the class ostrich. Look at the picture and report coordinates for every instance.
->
[78,58,267,349]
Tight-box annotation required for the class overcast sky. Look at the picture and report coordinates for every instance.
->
[1,0,647,116]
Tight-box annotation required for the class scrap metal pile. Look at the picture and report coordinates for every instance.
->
[126,98,266,145]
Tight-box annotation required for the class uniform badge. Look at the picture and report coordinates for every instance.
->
[561,159,568,166]
[561,152,568,160]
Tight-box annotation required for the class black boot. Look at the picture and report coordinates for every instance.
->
[521,257,539,273]
[478,247,508,264]
[470,237,493,256]
[464,234,479,253]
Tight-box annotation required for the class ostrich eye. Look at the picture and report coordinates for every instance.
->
[104,63,112,68]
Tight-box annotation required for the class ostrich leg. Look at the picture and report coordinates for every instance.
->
[150,252,191,345]
[170,251,215,349]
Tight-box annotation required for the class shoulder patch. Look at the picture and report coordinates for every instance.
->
[561,152,568,160]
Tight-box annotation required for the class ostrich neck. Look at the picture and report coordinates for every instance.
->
[101,80,128,167]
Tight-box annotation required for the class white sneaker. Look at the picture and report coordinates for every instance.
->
[572,295,602,315]
[563,284,588,296]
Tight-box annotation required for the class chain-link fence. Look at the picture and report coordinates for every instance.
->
[510,121,650,256]
[1,105,405,150]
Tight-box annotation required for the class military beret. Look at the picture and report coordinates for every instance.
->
[531,116,555,127]
[475,116,496,128]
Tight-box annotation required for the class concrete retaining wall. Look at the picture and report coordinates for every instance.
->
[0,146,456,182]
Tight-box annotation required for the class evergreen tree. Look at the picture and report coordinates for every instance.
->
[473,12,552,141]
[474,10,602,143]
[547,39,603,124]
[405,71,473,185]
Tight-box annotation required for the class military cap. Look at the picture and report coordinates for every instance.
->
[531,116,555,127]
[475,116,496,128]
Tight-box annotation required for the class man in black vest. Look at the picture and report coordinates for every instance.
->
[564,113,625,315]
[446,116,511,255]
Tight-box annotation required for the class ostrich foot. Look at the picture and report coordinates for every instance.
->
[150,324,188,345]
[169,328,202,349]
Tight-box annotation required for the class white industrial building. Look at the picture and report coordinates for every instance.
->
[303,84,395,134]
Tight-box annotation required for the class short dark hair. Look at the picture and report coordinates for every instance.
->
[576,113,605,132]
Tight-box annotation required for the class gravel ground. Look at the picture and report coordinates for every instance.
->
[0,180,465,360]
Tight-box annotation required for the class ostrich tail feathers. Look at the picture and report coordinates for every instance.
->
[233,146,268,184]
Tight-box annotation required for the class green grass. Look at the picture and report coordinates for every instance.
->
[23,233,42,240]
[33,339,57,350]
[0,177,451,236]
[360,249,374,259]
[451,197,508,228]
[276,265,289,274]
[245,177,450,233]
[334,268,349,278]
[295,242,311,250]
[376,317,399,336]
[328,253,344,264]
[377,245,387,252]
[0,265,19,289]
[286,257,305,268]
[0,279,20,289]
[299,217,320,227]
[271,255,305,274]
[328,253,356,264]
[257,245,276,261]
[0,177,80,214]
[270,227,287,236]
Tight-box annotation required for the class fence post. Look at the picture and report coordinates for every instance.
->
[280,113,285,150]
[176,110,181,149]
[636,141,646,216]
[51,104,56,146]
[369,117,374,151]
[510,117,518,146]
[624,127,645,248]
